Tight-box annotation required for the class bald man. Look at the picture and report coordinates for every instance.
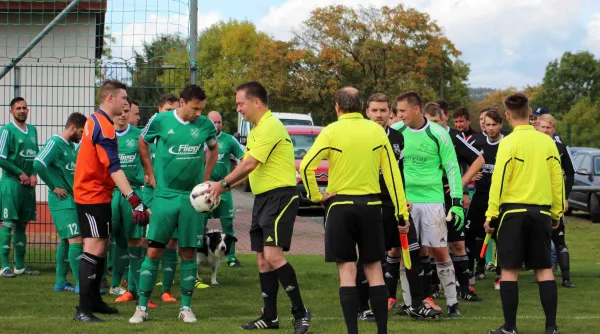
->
[203,111,246,268]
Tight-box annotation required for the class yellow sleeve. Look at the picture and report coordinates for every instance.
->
[299,129,331,203]
[247,123,280,164]
[486,140,513,220]
[380,130,409,221]
[549,144,565,219]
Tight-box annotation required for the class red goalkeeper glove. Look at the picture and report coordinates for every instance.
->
[126,192,149,227]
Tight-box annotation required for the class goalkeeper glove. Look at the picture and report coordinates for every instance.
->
[125,192,149,227]
[447,198,465,231]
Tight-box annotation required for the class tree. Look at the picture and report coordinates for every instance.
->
[471,86,540,131]
[561,97,600,147]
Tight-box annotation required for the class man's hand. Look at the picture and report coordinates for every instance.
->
[463,194,471,209]
[484,220,495,234]
[407,200,413,213]
[398,219,410,234]
[472,172,483,182]
[320,192,337,207]
[126,192,149,227]
[53,188,68,199]
[145,173,156,188]
[447,204,465,231]
[19,172,30,186]
[29,175,37,188]
[199,181,225,204]
[552,219,560,230]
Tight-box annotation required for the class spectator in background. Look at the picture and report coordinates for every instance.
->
[128,98,140,126]
[436,99,450,127]
[530,107,549,128]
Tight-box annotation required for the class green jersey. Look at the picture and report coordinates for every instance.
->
[210,132,245,181]
[391,119,462,203]
[0,122,38,178]
[142,110,217,194]
[116,124,144,189]
[34,135,77,210]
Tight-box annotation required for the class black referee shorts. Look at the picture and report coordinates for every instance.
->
[250,186,298,252]
[496,204,553,270]
[324,195,384,264]
[382,202,419,252]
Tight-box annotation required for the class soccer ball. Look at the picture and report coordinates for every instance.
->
[190,183,221,213]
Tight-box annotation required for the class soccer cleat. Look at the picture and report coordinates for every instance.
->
[546,326,560,334]
[148,299,158,309]
[74,285,80,294]
[240,313,280,330]
[393,304,411,316]
[431,289,441,300]
[228,258,244,268]
[447,303,461,317]
[460,291,483,302]
[179,306,198,323]
[195,280,210,289]
[489,325,517,334]
[486,262,496,272]
[424,297,442,312]
[476,272,486,280]
[494,281,501,290]
[0,267,16,278]
[358,310,376,322]
[562,280,575,288]
[100,278,109,289]
[13,267,40,275]
[122,280,128,288]
[109,287,127,295]
[155,281,163,287]
[469,276,476,286]
[129,306,149,324]
[409,301,441,320]
[54,282,76,292]
[92,301,119,314]
[73,307,104,322]
[293,308,311,334]
[469,284,476,293]
[388,297,397,310]
[115,291,136,303]
[161,291,177,302]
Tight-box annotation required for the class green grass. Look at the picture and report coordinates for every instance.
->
[1,216,600,333]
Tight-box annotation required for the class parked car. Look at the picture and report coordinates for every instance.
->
[568,148,600,222]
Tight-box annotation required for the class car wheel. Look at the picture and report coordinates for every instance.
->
[590,193,600,223]
[565,207,572,216]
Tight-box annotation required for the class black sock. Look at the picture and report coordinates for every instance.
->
[495,265,501,282]
[369,285,388,334]
[384,255,400,299]
[93,256,106,305]
[356,260,370,312]
[430,257,439,290]
[259,271,279,321]
[466,236,476,276]
[452,255,470,294]
[78,252,100,313]
[557,246,570,281]
[420,257,432,298]
[406,249,424,308]
[475,238,485,273]
[275,263,305,317]
[539,280,558,329]
[500,281,519,331]
[339,287,359,334]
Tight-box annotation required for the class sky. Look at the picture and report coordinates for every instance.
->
[106,0,600,89]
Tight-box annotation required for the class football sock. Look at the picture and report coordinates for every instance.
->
[384,255,400,299]
[128,246,143,296]
[500,281,518,331]
[339,286,359,334]
[68,242,82,287]
[420,256,432,298]
[475,237,485,273]
[406,249,425,308]
[220,218,237,262]
[539,280,558,329]
[138,257,160,308]
[55,240,69,286]
[275,262,305,315]
[356,260,370,311]
[93,256,107,305]
[399,266,411,307]
[78,252,100,313]
[436,259,458,305]
[369,285,388,334]
[0,225,12,269]
[111,246,129,288]
[160,248,178,294]
[179,260,197,308]
[430,257,439,291]
[259,271,279,320]
[452,255,471,293]
[557,246,571,281]
[13,224,26,270]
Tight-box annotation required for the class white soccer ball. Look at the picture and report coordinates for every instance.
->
[190,183,221,213]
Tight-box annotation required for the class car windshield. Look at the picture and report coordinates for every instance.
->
[290,134,318,159]
[595,157,600,175]
[281,119,312,126]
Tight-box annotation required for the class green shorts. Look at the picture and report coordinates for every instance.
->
[209,191,235,219]
[50,208,79,240]
[146,190,206,248]
[1,177,36,222]
[112,188,144,240]
[142,185,154,209]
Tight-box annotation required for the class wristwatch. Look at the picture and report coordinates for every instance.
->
[220,179,231,190]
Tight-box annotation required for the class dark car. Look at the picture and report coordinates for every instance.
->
[568,148,600,222]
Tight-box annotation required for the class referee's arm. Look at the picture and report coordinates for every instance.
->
[486,141,514,221]
[299,130,331,203]
[379,134,409,221]
[549,145,565,220]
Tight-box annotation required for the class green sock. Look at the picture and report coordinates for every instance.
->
[128,246,143,296]
[55,241,69,286]
[486,240,494,263]
[0,225,12,269]
[68,243,83,287]
[111,247,129,288]
[138,257,160,308]
[123,265,129,284]
[160,248,178,294]
[13,224,27,270]
[220,218,237,262]
[179,259,198,308]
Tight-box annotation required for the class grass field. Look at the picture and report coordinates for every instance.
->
[1,215,599,334]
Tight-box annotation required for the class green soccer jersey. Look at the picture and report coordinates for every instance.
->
[34,135,77,210]
[210,132,245,181]
[116,124,144,189]
[0,122,38,178]
[142,110,217,194]
[391,119,462,203]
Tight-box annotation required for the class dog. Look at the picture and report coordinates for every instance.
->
[196,229,238,286]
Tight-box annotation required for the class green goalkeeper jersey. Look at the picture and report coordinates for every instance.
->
[209,132,245,181]
[116,124,144,189]
[0,122,39,178]
[391,118,462,203]
[34,135,77,210]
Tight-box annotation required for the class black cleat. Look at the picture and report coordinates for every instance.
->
[293,308,311,334]
[409,301,441,320]
[227,258,244,268]
[393,304,411,316]
[358,310,376,322]
[92,301,119,314]
[490,326,517,334]
[546,326,560,334]
[100,278,109,289]
[73,307,104,322]
[447,303,461,318]
[460,291,483,302]
[240,313,280,330]
[562,280,575,288]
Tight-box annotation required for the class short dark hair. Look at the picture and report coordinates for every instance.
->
[180,84,207,102]
[126,97,139,107]
[10,97,25,108]
[479,106,497,114]
[484,109,503,124]
[98,80,127,103]
[504,93,529,120]
[366,93,391,109]
[65,112,87,129]
[436,99,449,115]
[395,92,423,111]
[159,93,179,108]
[236,81,268,106]
[334,87,362,113]
[424,102,442,118]
[453,107,471,120]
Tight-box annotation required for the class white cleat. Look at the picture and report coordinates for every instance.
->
[129,306,149,324]
[179,306,198,323]
[109,287,127,295]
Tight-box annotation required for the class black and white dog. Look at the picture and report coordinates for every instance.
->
[196,229,238,285]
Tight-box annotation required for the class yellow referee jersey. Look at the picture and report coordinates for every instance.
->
[485,125,564,220]
[299,112,409,220]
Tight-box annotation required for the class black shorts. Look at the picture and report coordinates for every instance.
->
[250,187,298,252]
[444,195,466,243]
[325,195,384,264]
[465,189,489,240]
[76,203,112,239]
[551,217,566,249]
[382,204,401,250]
[496,204,553,270]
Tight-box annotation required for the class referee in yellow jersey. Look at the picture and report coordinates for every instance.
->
[202,81,311,333]
[484,93,563,334]
[300,87,409,334]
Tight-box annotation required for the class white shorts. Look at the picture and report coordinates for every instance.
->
[411,203,448,248]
